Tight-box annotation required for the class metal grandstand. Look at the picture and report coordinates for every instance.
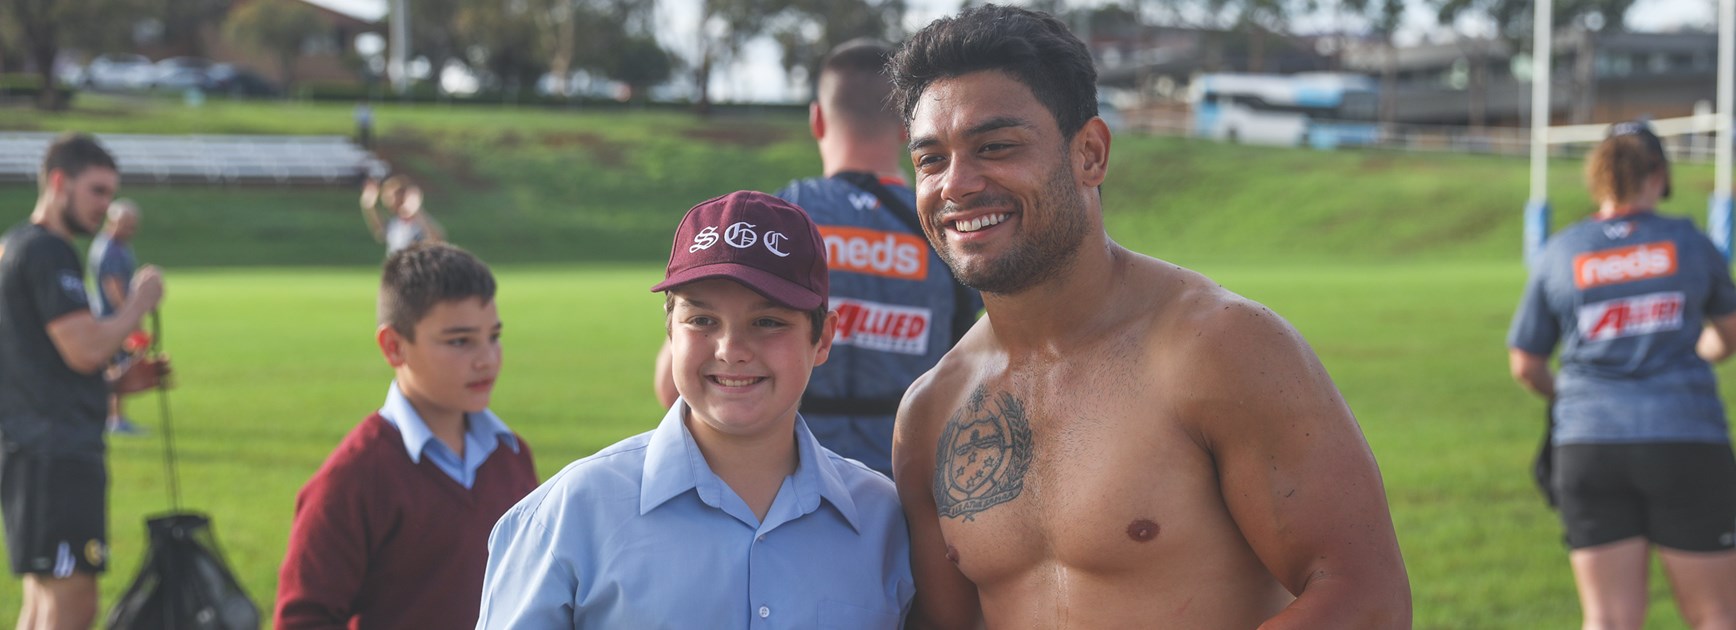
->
[0,132,388,185]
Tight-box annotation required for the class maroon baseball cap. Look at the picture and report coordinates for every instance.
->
[650,191,829,311]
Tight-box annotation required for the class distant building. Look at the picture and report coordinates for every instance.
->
[1341,28,1717,126]
[202,0,383,87]
[93,0,382,89]
[1090,24,1340,101]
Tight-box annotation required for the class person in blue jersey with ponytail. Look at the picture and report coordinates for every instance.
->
[1509,121,1736,629]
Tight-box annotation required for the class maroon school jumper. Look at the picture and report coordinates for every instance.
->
[275,414,538,630]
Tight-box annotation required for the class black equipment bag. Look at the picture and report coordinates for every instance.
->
[106,512,259,630]
[1533,403,1558,509]
[107,313,259,629]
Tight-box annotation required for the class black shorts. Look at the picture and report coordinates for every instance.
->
[1,444,107,576]
[1554,442,1736,552]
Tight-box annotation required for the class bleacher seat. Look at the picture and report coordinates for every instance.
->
[0,132,388,185]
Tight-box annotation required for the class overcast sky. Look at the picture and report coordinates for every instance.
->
[309,0,1718,102]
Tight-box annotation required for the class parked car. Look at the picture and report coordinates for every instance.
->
[54,57,86,87]
[206,64,280,98]
[1098,97,1125,132]
[152,57,217,91]
[84,54,156,91]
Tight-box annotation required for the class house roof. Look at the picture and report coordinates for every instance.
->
[297,0,384,23]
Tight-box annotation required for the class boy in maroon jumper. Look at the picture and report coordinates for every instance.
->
[275,243,537,629]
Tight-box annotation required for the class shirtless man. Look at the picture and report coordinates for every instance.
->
[887,6,1411,628]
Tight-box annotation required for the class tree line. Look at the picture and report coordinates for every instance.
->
[0,0,1651,110]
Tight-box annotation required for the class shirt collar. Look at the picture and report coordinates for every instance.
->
[791,408,862,532]
[640,399,862,532]
[378,381,519,463]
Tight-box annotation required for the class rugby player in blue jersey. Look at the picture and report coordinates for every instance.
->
[1509,121,1736,630]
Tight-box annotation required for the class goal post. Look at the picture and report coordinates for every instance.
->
[1524,0,1735,262]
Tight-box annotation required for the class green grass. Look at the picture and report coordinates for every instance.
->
[84,266,674,628]
[1,98,1730,627]
[1,95,815,266]
[0,261,1708,629]
[5,94,1720,269]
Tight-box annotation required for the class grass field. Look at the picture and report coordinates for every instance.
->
[43,260,1715,630]
[25,261,1724,630]
[1,97,1732,627]
[5,94,1719,268]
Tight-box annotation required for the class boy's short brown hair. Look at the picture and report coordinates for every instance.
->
[379,243,496,340]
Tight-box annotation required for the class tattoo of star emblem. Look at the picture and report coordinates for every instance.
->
[932,386,1034,521]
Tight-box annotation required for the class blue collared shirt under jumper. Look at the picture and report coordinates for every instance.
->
[476,399,914,630]
[378,382,520,489]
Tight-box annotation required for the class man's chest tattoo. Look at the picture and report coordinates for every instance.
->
[933,385,1034,520]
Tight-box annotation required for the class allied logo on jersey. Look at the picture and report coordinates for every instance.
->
[818,226,928,281]
[832,298,931,355]
[1603,222,1634,240]
[1577,291,1685,342]
[58,271,87,304]
[689,222,791,257]
[1573,241,1677,289]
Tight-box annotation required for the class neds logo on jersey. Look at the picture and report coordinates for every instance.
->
[1574,242,1677,289]
[818,226,928,281]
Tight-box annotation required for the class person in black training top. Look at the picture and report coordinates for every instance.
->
[0,133,166,630]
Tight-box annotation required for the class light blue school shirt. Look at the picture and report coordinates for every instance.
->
[476,399,913,630]
[378,381,520,489]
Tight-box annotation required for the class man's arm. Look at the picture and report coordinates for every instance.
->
[654,341,678,408]
[1699,312,1736,363]
[892,369,984,630]
[1188,300,1410,630]
[274,465,372,630]
[1508,348,1556,399]
[45,265,162,374]
[100,275,126,316]
[359,181,385,242]
[420,213,446,244]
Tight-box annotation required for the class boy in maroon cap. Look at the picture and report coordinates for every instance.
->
[477,191,913,629]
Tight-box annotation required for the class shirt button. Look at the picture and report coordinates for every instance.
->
[756,535,765,542]
[758,606,770,618]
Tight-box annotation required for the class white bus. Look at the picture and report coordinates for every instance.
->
[1190,73,1380,149]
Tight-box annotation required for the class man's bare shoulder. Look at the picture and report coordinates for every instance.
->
[1120,256,1294,351]
[1128,258,1334,425]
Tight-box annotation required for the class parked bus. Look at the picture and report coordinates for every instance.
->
[1190,73,1380,149]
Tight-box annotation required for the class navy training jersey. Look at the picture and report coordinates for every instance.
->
[1508,212,1736,444]
[88,232,135,318]
[0,223,107,453]
[777,176,982,469]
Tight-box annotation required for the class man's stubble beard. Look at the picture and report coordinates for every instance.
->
[63,201,98,237]
[936,158,1090,297]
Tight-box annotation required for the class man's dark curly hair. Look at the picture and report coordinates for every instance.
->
[888,4,1099,139]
